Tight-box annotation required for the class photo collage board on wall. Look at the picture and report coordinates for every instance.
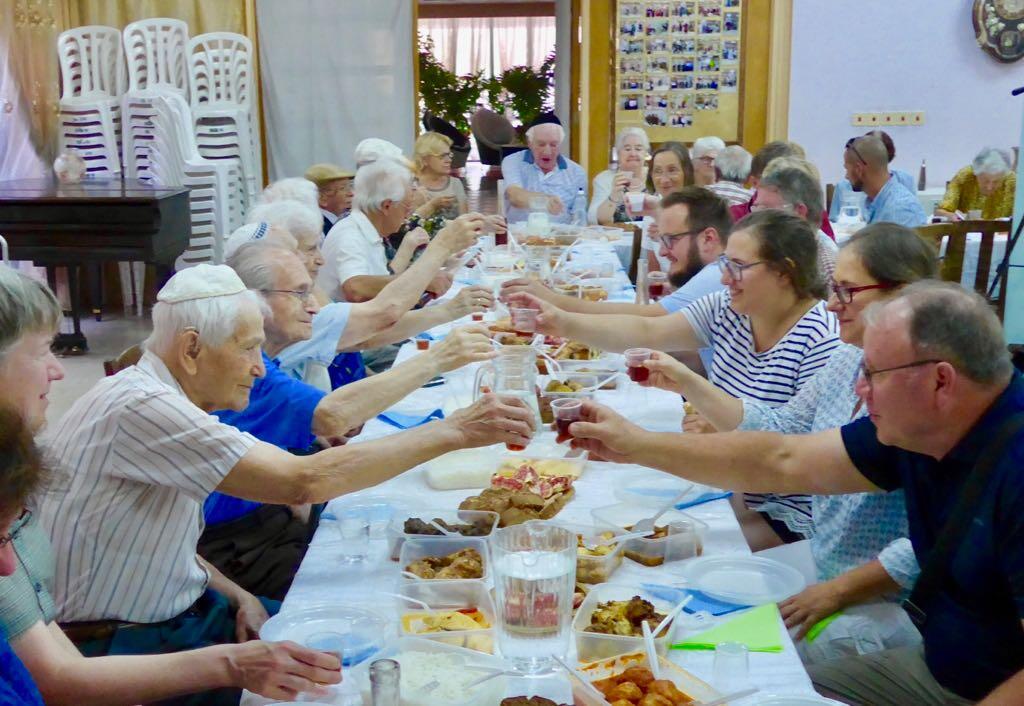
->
[616,0,741,141]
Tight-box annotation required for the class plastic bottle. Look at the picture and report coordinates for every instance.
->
[917,159,926,192]
[571,187,587,226]
[370,658,400,706]
[635,255,649,305]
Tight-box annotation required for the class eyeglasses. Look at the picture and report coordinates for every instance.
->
[858,359,942,386]
[717,254,765,281]
[845,137,866,165]
[697,155,716,165]
[0,509,30,549]
[435,152,454,160]
[262,288,315,304]
[659,229,701,249]
[829,279,895,304]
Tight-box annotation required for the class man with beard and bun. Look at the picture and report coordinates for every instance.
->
[501,187,730,317]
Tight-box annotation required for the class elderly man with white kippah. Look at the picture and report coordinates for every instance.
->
[37,264,535,679]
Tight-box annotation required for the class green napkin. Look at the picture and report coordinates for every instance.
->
[670,604,783,653]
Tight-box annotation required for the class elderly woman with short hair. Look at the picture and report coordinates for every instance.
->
[412,131,467,221]
[691,135,726,187]
[588,127,651,224]
[0,265,343,706]
[935,146,1016,220]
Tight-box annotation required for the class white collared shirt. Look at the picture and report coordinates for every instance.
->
[318,209,389,302]
[38,351,257,623]
[321,207,339,227]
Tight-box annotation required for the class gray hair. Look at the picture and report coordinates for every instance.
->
[691,136,726,159]
[246,200,321,244]
[0,265,61,358]
[353,158,412,213]
[972,147,1013,176]
[256,178,320,213]
[526,122,565,145]
[716,145,752,182]
[227,241,299,293]
[865,281,1012,385]
[759,160,825,222]
[144,289,266,355]
[615,127,650,156]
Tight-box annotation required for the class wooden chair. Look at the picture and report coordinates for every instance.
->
[825,183,836,215]
[102,344,143,376]
[914,219,1012,319]
[609,222,644,284]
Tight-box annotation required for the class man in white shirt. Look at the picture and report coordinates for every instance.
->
[319,159,451,303]
[304,163,354,237]
[39,265,534,660]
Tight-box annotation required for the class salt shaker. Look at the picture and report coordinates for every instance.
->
[370,658,400,706]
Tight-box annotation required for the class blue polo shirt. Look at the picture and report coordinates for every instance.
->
[0,633,43,706]
[827,169,915,221]
[864,176,927,228]
[501,149,587,224]
[840,373,1024,700]
[203,351,326,526]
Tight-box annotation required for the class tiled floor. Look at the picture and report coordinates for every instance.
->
[44,160,500,424]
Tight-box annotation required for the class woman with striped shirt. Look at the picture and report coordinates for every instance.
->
[509,209,840,545]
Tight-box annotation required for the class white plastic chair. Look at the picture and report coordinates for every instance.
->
[123,18,189,95]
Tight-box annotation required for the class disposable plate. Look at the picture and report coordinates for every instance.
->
[682,556,806,605]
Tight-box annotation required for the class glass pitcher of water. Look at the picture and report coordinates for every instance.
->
[473,350,541,449]
[492,521,577,674]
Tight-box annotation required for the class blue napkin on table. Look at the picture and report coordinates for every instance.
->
[377,408,444,429]
[641,583,751,616]
[675,490,733,511]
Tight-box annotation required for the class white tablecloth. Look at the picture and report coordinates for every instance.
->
[242,245,816,705]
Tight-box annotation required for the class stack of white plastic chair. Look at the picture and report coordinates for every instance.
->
[56,26,125,178]
[120,18,189,182]
[187,32,260,214]
[148,92,242,268]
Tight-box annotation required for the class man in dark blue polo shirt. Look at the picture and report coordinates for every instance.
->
[564,281,1024,705]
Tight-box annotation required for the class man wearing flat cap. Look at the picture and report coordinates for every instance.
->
[304,163,355,237]
[501,113,587,224]
[38,265,535,662]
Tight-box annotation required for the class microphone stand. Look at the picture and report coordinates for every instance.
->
[989,86,1024,313]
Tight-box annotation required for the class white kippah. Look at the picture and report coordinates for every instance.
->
[157,264,246,304]
[354,138,403,166]
[223,221,271,261]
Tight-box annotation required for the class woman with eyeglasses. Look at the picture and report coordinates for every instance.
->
[508,209,839,539]
[641,223,939,663]
[411,131,467,221]
[0,266,343,705]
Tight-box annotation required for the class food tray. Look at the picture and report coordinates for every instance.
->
[571,583,679,663]
[591,503,708,567]
[395,579,497,653]
[569,651,720,706]
[495,450,589,479]
[398,536,490,584]
[386,509,499,561]
[552,520,627,585]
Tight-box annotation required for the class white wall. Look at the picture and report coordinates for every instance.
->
[788,0,1021,188]
[257,0,415,181]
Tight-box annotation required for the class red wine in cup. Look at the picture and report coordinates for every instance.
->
[648,283,665,300]
[506,442,526,451]
[628,364,650,382]
[555,418,574,436]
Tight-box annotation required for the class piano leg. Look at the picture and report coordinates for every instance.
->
[50,265,88,356]
[89,263,103,322]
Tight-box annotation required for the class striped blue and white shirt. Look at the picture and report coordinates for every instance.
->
[683,290,841,535]
[38,351,257,623]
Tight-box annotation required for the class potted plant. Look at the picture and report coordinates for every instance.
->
[485,52,556,138]
[418,36,481,170]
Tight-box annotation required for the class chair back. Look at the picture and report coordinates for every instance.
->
[915,219,1012,319]
[123,18,189,94]
[187,32,254,112]
[609,222,644,283]
[103,344,143,376]
[57,25,126,101]
[825,183,836,215]
[471,108,516,147]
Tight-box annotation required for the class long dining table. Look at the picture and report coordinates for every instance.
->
[242,239,821,705]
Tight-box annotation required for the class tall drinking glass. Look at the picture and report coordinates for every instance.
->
[492,521,577,674]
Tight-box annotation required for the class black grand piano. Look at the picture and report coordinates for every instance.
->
[0,178,190,352]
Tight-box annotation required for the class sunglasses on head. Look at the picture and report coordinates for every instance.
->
[845,137,866,165]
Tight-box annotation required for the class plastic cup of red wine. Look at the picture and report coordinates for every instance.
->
[647,271,668,301]
[471,312,484,322]
[624,347,653,383]
[551,398,583,444]
[510,307,538,336]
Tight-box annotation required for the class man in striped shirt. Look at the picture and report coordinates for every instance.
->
[37,265,534,665]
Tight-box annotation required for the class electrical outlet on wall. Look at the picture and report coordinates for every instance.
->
[851,113,866,126]
[866,113,880,126]
[911,111,925,125]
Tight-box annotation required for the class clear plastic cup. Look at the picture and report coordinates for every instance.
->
[627,192,646,215]
[338,507,370,563]
[624,347,653,383]
[647,271,668,301]
[712,641,750,690]
[551,397,583,443]
[510,307,538,335]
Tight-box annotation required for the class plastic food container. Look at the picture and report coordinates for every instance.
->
[398,536,490,584]
[395,579,497,653]
[569,651,720,705]
[552,521,626,585]
[495,450,588,480]
[356,637,509,706]
[572,583,680,663]
[422,448,499,490]
[386,509,499,561]
[591,502,708,567]
[539,372,598,424]
[259,604,392,668]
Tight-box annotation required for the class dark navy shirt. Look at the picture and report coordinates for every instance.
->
[204,351,326,525]
[0,633,43,706]
[841,373,1024,700]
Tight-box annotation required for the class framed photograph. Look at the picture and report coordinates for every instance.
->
[648,55,670,72]
[644,107,668,126]
[619,20,644,37]
[645,3,670,18]
[722,68,738,91]
[695,73,719,90]
[621,2,643,16]
[622,93,643,110]
[670,112,694,127]
[670,19,696,33]
[722,39,739,62]
[697,53,719,71]
[724,12,740,33]
[698,1,722,17]
[724,0,740,7]
[620,56,645,73]
[669,92,693,110]
[671,37,697,53]
[695,92,719,111]
[648,74,672,91]
[646,19,670,36]
[620,37,646,54]
[671,73,695,89]
[620,77,643,91]
[646,36,669,52]
[700,18,721,34]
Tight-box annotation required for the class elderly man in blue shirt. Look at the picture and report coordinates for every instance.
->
[843,135,926,228]
[502,114,587,224]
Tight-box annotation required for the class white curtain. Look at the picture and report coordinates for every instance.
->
[257,0,415,180]
[419,16,555,78]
